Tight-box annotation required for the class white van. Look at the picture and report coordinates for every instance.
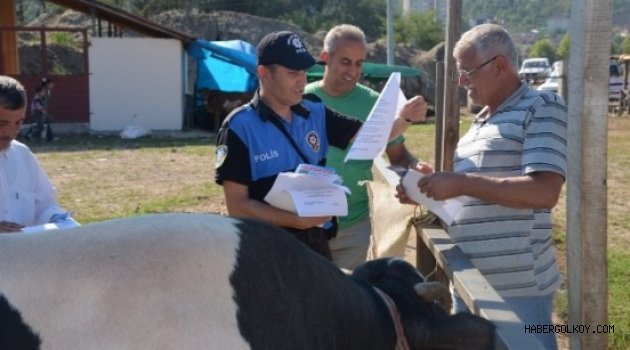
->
[519,58,551,82]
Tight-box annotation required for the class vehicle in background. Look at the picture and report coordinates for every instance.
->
[537,60,563,94]
[519,57,551,83]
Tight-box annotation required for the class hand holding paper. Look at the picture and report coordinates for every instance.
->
[264,165,350,217]
[344,72,427,162]
[345,73,403,161]
[400,170,465,225]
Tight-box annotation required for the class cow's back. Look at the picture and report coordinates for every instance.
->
[0,213,251,350]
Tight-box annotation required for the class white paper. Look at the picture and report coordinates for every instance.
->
[345,72,406,161]
[264,172,350,217]
[401,170,466,225]
[295,164,342,184]
[21,217,81,234]
[286,188,348,217]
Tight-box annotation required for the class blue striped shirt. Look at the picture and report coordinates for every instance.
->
[449,83,567,297]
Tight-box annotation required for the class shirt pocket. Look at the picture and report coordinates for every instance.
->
[11,191,37,226]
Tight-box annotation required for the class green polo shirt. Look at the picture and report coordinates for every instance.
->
[305,81,404,229]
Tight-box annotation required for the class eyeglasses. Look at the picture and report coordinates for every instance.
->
[458,55,499,78]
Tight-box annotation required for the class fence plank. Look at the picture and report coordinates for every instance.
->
[417,224,546,350]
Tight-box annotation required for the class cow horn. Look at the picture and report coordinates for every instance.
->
[414,282,452,313]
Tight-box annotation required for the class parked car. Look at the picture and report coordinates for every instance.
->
[537,61,563,94]
[519,57,551,82]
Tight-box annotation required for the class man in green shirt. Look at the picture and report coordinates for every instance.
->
[304,24,421,269]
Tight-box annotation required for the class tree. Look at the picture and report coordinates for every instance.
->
[611,34,624,55]
[529,38,556,62]
[394,10,443,50]
[556,34,570,59]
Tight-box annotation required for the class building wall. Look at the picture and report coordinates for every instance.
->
[89,38,183,131]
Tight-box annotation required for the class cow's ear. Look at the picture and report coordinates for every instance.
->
[413,282,452,313]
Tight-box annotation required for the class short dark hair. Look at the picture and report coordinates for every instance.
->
[41,77,54,86]
[0,75,27,110]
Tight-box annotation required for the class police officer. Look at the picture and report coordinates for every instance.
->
[215,31,426,259]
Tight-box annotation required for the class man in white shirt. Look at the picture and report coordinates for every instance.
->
[0,75,65,233]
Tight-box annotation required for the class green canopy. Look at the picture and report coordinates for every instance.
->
[307,62,422,82]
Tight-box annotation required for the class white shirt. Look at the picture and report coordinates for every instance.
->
[0,140,64,226]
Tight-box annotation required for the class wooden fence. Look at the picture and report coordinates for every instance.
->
[372,162,546,349]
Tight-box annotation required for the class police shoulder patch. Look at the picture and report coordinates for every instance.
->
[215,145,228,168]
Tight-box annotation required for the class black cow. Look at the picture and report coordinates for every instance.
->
[0,213,494,349]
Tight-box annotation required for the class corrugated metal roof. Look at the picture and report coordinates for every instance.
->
[47,0,195,44]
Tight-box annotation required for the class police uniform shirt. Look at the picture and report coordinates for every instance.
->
[215,91,362,202]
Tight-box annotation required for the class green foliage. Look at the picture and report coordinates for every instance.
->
[281,8,329,34]
[623,36,630,54]
[463,0,570,33]
[314,0,386,42]
[612,35,624,55]
[394,10,444,50]
[48,32,75,46]
[529,39,556,62]
[556,34,570,59]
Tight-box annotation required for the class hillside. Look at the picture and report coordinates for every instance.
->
[27,9,438,100]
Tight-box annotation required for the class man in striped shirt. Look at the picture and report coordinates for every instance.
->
[397,24,566,350]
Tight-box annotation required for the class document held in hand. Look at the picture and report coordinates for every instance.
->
[21,214,81,234]
[344,72,408,162]
[400,170,466,226]
[264,165,351,217]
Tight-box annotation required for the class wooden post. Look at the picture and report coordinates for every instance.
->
[566,0,610,349]
[559,61,567,103]
[441,0,462,171]
[0,0,19,74]
[434,62,445,171]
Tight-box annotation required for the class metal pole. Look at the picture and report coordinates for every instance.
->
[386,0,394,65]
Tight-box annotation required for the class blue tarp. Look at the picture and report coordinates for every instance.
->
[187,38,424,92]
[187,39,258,93]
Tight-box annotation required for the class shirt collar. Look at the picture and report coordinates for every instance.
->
[0,141,15,158]
[250,89,312,122]
[498,81,528,110]
[475,82,528,123]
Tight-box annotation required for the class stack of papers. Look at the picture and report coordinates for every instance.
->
[264,164,350,217]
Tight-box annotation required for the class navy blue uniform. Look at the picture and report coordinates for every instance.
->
[215,91,362,202]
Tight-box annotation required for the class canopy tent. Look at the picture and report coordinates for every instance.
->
[306,62,423,82]
[187,39,258,93]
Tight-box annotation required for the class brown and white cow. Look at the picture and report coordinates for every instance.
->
[0,213,494,349]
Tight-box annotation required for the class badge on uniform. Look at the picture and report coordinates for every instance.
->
[215,145,228,168]
[306,131,320,152]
